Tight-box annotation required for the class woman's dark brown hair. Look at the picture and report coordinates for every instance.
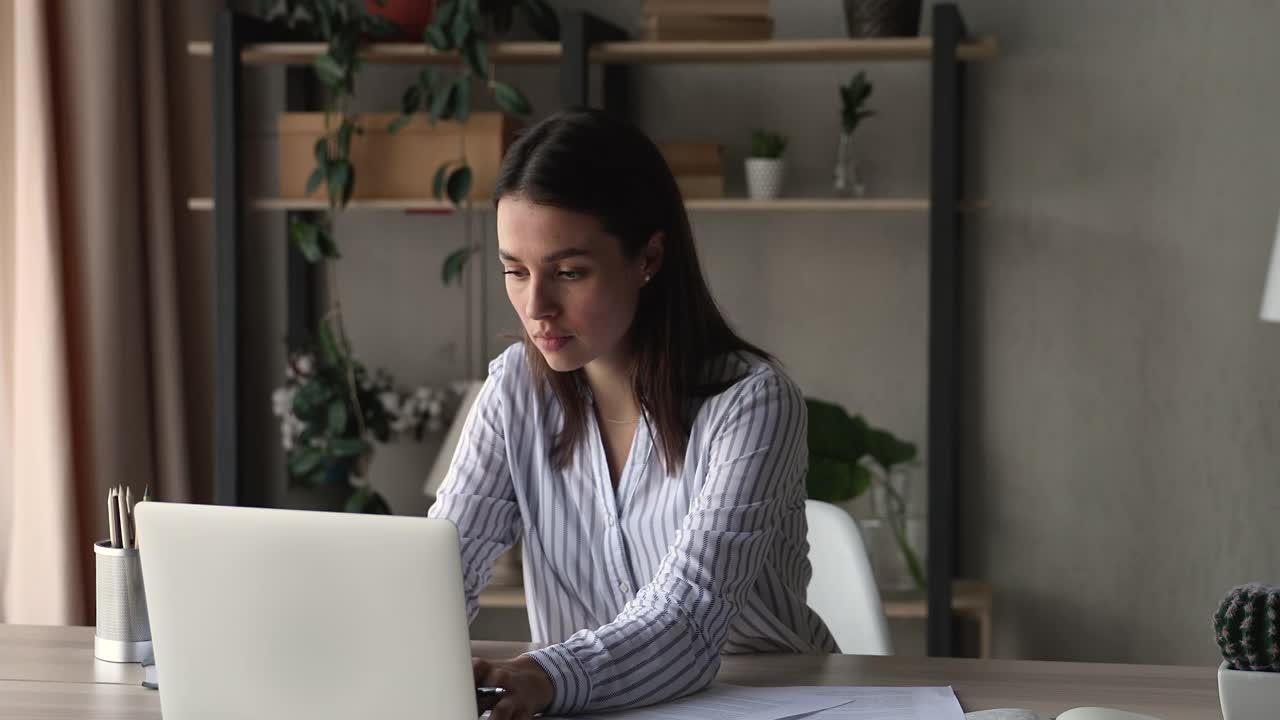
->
[493,108,771,474]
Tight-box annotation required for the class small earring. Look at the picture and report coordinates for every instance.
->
[644,274,652,284]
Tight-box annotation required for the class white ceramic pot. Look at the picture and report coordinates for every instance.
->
[745,157,785,200]
[1219,661,1280,720]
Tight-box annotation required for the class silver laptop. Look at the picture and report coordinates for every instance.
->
[135,502,477,720]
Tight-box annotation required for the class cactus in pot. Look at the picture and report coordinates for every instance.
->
[1215,583,1280,720]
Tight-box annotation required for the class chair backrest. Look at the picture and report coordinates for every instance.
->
[804,499,893,655]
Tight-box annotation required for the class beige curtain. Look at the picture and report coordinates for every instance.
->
[0,0,196,626]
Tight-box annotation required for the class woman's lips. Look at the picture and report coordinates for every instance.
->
[535,335,573,352]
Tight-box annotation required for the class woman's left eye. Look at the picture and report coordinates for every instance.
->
[557,270,583,280]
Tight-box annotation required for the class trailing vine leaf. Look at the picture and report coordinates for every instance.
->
[446,165,472,205]
[463,37,488,81]
[362,14,400,38]
[313,136,330,175]
[317,224,340,259]
[336,119,355,157]
[396,83,422,124]
[340,163,356,207]
[290,218,322,262]
[442,246,477,286]
[429,80,456,124]
[305,167,325,197]
[431,162,454,200]
[388,113,413,134]
[425,0,456,49]
[492,81,531,116]
[425,23,450,51]
[454,76,472,123]
[314,52,345,87]
[317,316,342,366]
[326,160,352,208]
[450,2,473,45]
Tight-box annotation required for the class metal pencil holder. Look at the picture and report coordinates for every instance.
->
[93,540,151,662]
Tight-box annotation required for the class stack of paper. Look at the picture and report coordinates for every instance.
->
[543,683,965,720]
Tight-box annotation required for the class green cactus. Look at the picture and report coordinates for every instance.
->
[1214,583,1280,672]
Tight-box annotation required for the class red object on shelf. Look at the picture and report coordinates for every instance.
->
[366,0,435,41]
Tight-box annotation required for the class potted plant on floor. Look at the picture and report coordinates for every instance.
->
[1214,582,1280,720]
[745,129,788,200]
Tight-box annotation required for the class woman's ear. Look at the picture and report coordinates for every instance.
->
[642,231,665,282]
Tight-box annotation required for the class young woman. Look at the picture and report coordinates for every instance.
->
[428,108,837,720]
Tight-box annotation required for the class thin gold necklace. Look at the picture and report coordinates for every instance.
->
[601,414,639,425]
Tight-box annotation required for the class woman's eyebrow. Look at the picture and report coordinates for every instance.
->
[498,248,592,263]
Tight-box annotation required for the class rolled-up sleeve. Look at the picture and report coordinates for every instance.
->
[524,371,808,714]
[427,358,521,623]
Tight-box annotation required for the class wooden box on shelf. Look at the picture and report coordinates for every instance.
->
[277,112,520,201]
[642,0,771,17]
[658,142,725,199]
[643,14,774,41]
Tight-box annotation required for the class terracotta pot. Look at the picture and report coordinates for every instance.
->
[366,0,435,41]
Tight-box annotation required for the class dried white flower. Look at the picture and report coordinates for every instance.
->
[295,354,315,376]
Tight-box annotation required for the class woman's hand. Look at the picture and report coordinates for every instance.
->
[473,655,554,719]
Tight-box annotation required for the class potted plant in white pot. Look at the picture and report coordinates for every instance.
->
[745,129,788,200]
[1214,582,1280,719]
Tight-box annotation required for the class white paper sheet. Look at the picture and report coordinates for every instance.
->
[543,684,964,720]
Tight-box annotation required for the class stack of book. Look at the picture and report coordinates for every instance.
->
[657,142,725,199]
[642,0,773,41]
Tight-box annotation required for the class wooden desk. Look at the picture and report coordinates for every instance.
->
[0,624,1221,719]
[481,578,995,659]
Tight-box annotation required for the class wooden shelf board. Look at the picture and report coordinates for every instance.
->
[187,36,997,65]
[480,578,992,616]
[592,37,999,64]
[188,197,989,212]
[187,197,465,211]
[186,41,561,65]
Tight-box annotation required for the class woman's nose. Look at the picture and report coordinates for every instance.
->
[525,277,558,320]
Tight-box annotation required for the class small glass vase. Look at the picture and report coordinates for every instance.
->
[832,131,866,198]
[869,469,927,592]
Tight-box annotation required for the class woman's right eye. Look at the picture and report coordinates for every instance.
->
[503,269,528,279]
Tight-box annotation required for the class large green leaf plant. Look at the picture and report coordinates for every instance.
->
[805,397,925,590]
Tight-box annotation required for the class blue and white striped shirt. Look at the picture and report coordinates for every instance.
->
[428,343,837,715]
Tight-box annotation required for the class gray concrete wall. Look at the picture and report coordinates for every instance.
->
[219,0,1280,665]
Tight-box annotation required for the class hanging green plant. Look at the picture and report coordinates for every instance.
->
[388,0,548,285]
[257,0,549,511]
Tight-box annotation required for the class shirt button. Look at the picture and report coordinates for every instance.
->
[607,517,616,527]
[618,581,630,594]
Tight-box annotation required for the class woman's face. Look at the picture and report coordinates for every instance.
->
[496,196,656,373]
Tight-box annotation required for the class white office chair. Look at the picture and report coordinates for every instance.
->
[805,499,893,655]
